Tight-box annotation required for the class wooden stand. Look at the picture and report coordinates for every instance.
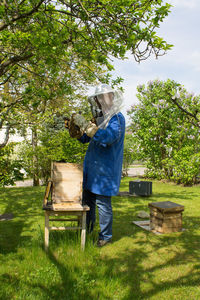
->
[44,205,88,251]
[149,201,184,233]
[43,162,89,251]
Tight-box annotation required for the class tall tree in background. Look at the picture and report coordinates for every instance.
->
[0,0,172,146]
[128,79,200,185]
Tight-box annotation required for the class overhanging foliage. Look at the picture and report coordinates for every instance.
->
[0,0,172,146]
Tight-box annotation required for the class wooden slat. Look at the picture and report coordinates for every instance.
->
[52,203,90,211]
[45,211,49,251]
[81,211,86,251]
[43,181,52,206]
[150,216,182,227]
[43,204,90,212]
[150,209,182,219]
[152,224,182,233]
[50,226,81,230]
[49,218,78,222]
[48,211,83,216]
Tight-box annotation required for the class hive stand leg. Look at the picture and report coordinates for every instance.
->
[45,211,49,251]
[81,211,86,251]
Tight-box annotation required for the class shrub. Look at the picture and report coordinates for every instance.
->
[0,143,24,186]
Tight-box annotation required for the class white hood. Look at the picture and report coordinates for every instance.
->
[88,84,124,129]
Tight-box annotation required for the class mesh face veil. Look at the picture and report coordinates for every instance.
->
[88,84,123,129]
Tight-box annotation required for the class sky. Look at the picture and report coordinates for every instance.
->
[112,0,200,123]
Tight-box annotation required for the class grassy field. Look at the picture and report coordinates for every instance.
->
[0,178,200,300]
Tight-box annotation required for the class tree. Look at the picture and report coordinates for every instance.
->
[128,79,200,185]
[18,116,88,185]
[0,0,173,145]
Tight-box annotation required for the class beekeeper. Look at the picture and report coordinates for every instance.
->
[68,83,125,247]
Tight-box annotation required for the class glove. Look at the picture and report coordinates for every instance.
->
[73,114,89,131]
[67,115,84,139]
[85,122,98,138]
[73,114,98,138]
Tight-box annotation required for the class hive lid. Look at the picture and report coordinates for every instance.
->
[148,201,184,213]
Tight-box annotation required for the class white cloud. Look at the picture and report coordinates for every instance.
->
[168,0,200,9]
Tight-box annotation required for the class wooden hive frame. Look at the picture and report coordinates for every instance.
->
[43,162,89,251]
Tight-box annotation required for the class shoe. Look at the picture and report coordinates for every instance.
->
[97,239,112,248]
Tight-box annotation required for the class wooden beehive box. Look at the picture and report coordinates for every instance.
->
[149,201,184,233]
[51,162,83,204]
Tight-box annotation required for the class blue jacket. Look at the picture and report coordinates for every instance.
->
[79,112,125,196]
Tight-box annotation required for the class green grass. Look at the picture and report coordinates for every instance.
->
[0,178,200,299]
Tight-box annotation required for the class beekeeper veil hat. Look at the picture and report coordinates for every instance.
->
[88,83,123,129]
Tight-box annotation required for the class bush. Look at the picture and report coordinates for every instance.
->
[0,143,24,186]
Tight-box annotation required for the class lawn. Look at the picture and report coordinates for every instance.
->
[0,178,200,300]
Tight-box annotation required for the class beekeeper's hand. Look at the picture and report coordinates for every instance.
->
[73,114,88,131]
[67,114,84,139]
[73,114,98,138]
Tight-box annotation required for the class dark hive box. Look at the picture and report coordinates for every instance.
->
[129,181,152,196]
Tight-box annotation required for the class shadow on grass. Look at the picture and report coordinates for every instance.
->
[27,248,85,300]
[76,212,200,299]
[0,187,44,254]
[89,225,200,299]
[1,225,200,300]
[41,248,98,300]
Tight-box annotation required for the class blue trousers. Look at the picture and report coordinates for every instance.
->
[82,189,113,241]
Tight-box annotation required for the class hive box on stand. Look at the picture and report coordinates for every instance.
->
[149,201,184,233]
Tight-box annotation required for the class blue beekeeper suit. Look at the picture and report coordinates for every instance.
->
[70,84,125,247]
[80,113,125,196]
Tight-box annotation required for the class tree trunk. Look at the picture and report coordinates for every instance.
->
[0,124,10,148]
[0,82,11,148]
[32,127,39,186]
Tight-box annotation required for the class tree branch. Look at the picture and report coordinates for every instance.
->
[0,53,33,77]
[0,97,23,112]
[0,0,45,32]
[44,8,77,18]
[0,71,15,85]
[15,63,44,78]
[171,97,199,122]
[77,0,90,18]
